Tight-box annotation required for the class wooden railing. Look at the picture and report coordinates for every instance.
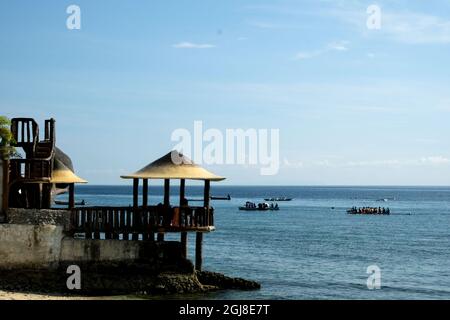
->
[44,118,55,143]
[10,118,39,149]
[9,159,52,182]
[69,206,214,240]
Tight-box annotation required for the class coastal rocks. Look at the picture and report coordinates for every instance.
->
[196,271,261,291]
[0,266,261,296]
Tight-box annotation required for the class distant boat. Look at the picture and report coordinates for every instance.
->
[54,199,86,206]
[239,202,279,211]
[264,197,293,201]
[347,207,390,215]
[188,194,231,202]
[211,194,231,200]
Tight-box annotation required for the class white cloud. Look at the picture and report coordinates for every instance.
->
[420,156,450,165]
[382,12,450,44]
[295,41,349,60]
[328,41,349,51]
[343,157,450,168]
[303,156,450,168]
[172,42,216,49]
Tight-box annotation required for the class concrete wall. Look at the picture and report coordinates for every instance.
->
[0,208,184,271]
[0,224,64,269]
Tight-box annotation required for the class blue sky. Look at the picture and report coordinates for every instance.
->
[1,0,450,185]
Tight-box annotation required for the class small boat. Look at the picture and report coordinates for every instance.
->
[189,194,231,202]
[239,202,279,211]
[264,197,293,202]
[211,194,231,200]
[54,199,86,206]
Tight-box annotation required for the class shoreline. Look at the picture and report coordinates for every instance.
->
[0,270,260,300]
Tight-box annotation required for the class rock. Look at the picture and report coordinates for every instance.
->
[0,267,260,296]
[196,271,261,290]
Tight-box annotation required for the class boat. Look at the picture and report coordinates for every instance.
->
[211,194,231,200]
[54,199,86,206]
[239,202,279,211]
[264,197,292,201]
[347,207,390,215]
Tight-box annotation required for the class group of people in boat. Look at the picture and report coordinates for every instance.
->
[348,207,390,215]
[241,201,279,211]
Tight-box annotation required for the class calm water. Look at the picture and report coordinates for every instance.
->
[68,185,450,300]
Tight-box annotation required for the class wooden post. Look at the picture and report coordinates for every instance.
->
[179,179,185,205]
[181,232,188,259]
[68,183,75,209]
[195,180,210,270]
[180,179,187,257]
[158,179,170,241]
[195,232,203,271]
[164,179,170,206]
[204,180,210,208]
[1,159,9,214]
[42,183,52,209]
[142,179,149,240]
[132,178,139,240]
[143,179,148,207]
[133,178,139,208]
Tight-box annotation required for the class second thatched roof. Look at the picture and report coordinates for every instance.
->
[121,151,225,181]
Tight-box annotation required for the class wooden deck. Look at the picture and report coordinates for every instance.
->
[69,205,215,240]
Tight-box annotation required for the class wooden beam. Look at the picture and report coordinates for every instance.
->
[164,179,170,206]
[143,179,148,207]
[179,179,185,206]
[1,160,9,214]
[181,232,188,259]
[133,178,139,208]
[203,180,210,208]
[68,184,75,209]
[195,232,203,271]
[42,183,52,209]
[132,178,139,241]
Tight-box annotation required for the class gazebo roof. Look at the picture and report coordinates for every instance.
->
[121,151,225,181]
[50,159,88,184]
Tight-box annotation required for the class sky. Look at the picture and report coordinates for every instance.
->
[1,0,450,185]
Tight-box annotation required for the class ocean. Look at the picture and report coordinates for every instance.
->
[70,185,450,300]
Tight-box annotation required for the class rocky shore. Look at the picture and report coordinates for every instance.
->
[0,261,260,298]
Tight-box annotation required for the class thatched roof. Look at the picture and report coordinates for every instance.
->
[50,158,87,184]
[121,151,225,181]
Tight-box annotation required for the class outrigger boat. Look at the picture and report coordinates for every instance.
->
[264,197,292,202]
[347,207,390,215]
[54,199,86,206]
[239,202,279,211]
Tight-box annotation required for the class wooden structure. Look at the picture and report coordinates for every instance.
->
[119,151,225,270]
[5,117,226,271]
[7,118,87,210]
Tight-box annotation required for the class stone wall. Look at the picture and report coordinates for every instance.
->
[7,208,71,228]
[0,224,64,269]
[0,208,185,272]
